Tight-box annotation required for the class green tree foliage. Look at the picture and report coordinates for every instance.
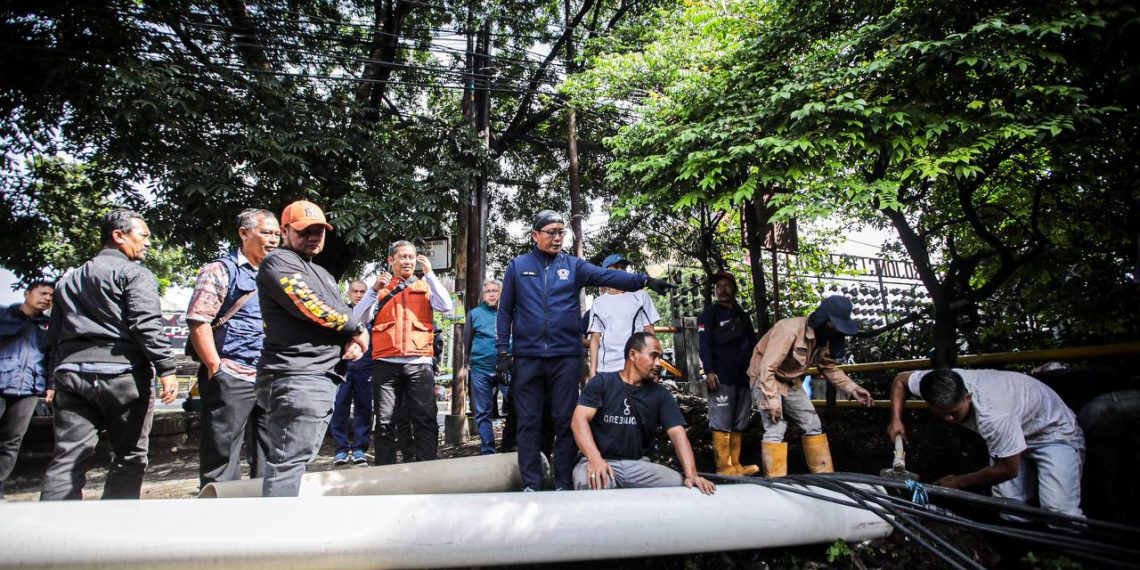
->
[2,0,662,283]
[0,156,194,293]
[571,0,1139,364]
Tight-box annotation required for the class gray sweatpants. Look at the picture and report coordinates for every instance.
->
[257,374,337,497]
[754,381,821,443]
[572,456,683,489]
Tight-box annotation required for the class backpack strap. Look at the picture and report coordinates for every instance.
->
[209,255,252,330]
[211,291,256,331]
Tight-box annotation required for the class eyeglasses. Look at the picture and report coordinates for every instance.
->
[536,229,566,237]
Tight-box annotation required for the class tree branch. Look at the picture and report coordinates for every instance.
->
[496,0,597,152]
[215,0,271,71]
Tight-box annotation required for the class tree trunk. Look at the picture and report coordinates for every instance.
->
[931,299,958,368]
[744,199,771,333]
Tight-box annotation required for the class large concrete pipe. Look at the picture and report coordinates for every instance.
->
[0,484,892,569]
[199,452,525,498]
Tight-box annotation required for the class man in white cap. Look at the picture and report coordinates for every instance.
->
[587,253,661,378]
[255,200,369,497]
[747,296,873,477]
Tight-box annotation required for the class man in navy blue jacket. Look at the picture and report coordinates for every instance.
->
[0,280,53,499]
[497,211,675,491]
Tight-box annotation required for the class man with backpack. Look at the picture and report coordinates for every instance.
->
[186,208,279,488]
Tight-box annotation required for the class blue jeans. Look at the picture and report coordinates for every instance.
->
[256,375,337,497]
[471,370,507,455]
[993,440,1085,519]
[330,367,373,454]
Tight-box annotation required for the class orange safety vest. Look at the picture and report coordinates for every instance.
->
[371,277,435,358]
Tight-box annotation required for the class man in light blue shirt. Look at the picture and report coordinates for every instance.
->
[467,279,504,454]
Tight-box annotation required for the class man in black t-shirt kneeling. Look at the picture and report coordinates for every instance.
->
[571,332,716,494]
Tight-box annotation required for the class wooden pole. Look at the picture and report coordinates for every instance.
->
[450,4,478,419]
[565,0,583,260]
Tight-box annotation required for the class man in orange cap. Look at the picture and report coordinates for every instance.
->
[255,200,369,497]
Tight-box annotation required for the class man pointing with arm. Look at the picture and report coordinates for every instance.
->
[497,210,676,491]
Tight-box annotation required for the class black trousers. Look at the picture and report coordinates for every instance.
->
[40,369,153,500]
[373,361,438,465]
[198,367,268,488]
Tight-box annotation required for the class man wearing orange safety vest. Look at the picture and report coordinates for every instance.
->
[356,240,453,465]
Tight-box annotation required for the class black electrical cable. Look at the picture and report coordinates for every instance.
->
[805,477,987,570]
[823,474,1140,567]
[0,43,569,98]
[786,475,985,570]
[704,473,979,570]
[817,472,1140,537]
[816,478,1135,567]
[878,496,1140,564]
[707,472,1140,569]
[164,15,572,72]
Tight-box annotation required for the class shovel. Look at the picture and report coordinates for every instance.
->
[880,435,918,480]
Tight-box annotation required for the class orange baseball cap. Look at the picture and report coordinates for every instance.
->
[281,200,333,231]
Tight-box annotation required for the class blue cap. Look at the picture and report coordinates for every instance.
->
[602,253,630,269]
[817,295,857,336]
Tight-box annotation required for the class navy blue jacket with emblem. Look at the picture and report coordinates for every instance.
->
[497,246,647,357]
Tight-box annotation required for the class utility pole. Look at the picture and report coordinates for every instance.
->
[448,14,492,443]
[565,0,583,259]
[467,22,490,335]
[447,2,480,441]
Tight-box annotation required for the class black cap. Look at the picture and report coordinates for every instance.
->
[532,210,566,230]
[710,270,737,286]
[817,295,857,336]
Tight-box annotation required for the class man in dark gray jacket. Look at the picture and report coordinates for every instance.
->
[256,200,368,497]
[40,209,178,500]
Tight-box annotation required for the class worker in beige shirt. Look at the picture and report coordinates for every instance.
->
[747,296,873,476]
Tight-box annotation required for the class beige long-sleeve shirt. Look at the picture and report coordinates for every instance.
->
[747,316,858,410]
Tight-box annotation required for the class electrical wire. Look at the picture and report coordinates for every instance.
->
[701,472,1140,569]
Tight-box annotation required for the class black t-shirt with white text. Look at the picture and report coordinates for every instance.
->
[578,371,686,460]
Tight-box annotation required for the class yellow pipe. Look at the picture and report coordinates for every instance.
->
[808,340,1140,375]
[659,360,684,377]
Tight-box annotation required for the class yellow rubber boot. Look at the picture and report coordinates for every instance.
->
[730,432,760,476]
[802,433,835,474]
[713,431,742,476]
[761,441,787,477]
